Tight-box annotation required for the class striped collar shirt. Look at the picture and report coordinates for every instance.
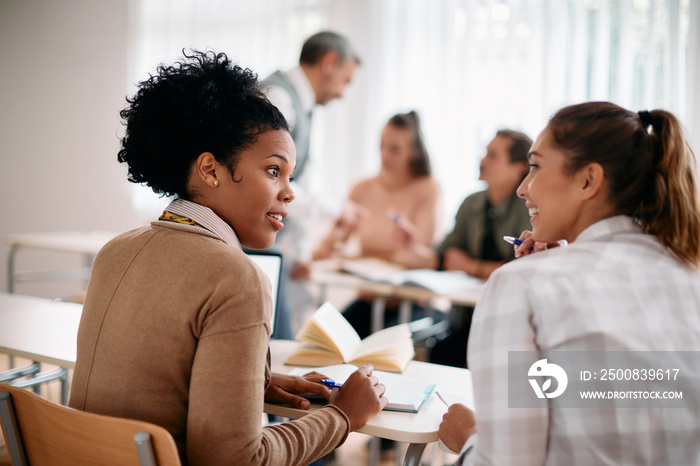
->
[457,215,700,465]
[158,198,241,249]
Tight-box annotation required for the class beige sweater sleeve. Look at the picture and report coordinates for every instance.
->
[186,323,350,465]
[70,225,350,466]
[182,243,350,465]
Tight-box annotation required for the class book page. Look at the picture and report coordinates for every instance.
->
[349,324,414,372]
[379,374,434,411]
[340,259,483,295]
[351,323,411,359]
[303,302,362,362]
[436,390,475,411]
[339,257,406,283]
[394,269,483,294]
[284,344,345,368]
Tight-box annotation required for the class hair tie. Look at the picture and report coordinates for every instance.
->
[638,110,653,128]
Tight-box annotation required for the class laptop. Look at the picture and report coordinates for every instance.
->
[245,251,283,333]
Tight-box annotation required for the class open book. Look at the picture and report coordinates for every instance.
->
[289,364,435,413]
[340,257,483,295]
[284,302,414,372]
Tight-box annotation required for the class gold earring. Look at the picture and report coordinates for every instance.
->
[213,180,219,187]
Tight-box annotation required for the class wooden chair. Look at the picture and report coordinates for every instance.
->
[0,383,181,466]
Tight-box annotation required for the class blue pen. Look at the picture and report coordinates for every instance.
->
[320,379,342,389]
[503,235,534,252]
[502,236,523,246]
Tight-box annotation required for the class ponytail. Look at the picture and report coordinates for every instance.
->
[642,110,700,268]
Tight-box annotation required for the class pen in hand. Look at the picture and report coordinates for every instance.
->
[503,235,534,252]
[502,236,524,246]
[320,379,343,389]
[387,209,409,229]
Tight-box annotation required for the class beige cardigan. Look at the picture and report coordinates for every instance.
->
[69,222,350,465]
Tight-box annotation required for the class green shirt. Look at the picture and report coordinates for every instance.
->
[438,190,531,266]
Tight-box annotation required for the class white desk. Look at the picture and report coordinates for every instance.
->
[311,259,483,306]
[0,292,82,403]
[5,231,119,292]
[310,259,483,333]
[0,293,474,465]
[0,293,81,368]
[266,339,473,466]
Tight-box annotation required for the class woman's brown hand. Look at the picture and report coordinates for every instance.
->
[265,372,332,410]
[438,403,476,454]
[335,201,370,233]
[328,364,388,431]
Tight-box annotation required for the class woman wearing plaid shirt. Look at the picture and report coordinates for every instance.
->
[439,102,700,465]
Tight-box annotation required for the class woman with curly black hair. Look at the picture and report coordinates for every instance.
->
[69,50,387,465]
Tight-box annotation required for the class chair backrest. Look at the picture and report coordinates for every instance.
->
[0,383,181,466]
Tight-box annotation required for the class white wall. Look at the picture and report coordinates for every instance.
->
[1,0,698,299]
[0,0,142,298]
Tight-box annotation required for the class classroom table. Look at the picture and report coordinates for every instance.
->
[310,258,483,333]
[0,293,474,466]
[0,292,82,403]
[0,293,80,369]
[5,230,119,292]
[266,339,473,466]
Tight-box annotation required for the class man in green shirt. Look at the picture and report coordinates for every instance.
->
[436,130,532,278]
[394,129,532,367]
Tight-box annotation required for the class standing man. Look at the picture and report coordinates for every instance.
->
[259,31,361,339]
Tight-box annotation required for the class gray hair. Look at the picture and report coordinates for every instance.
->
[299,31,361,66]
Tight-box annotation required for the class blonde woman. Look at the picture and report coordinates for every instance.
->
[313,111,441,338]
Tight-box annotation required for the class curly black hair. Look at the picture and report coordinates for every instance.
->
[117,50,289,199]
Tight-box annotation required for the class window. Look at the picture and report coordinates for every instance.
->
[128,0,698,225]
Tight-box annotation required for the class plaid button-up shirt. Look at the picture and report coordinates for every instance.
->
[457,215,700,465]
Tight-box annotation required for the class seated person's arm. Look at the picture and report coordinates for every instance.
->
[438,403,476,453]
[391,222,507,276]
[266,372,332,409]
[390,181,442,269]
[433,196,505,278]
[266,365,389,431]
[411,180,442,247]
[312,199,369,260]
[390,219,439,269]
[328,364,389,431]
[312,224,348,260]
[443,247,504,280]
